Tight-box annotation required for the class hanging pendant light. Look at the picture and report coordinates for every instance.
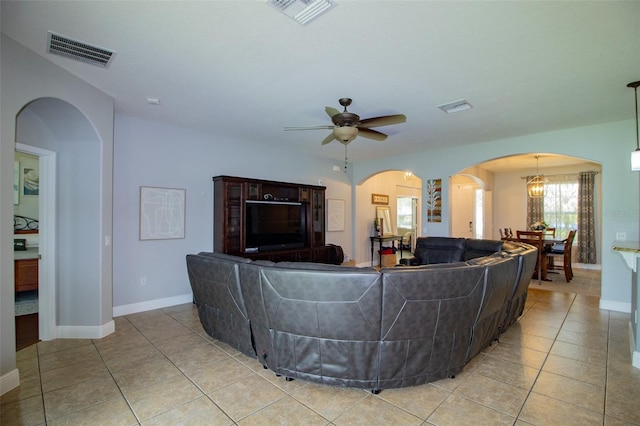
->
[527,156,545,198]
[628,81,640,171]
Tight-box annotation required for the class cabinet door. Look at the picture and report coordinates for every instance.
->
[311,189,325,247]
[15,258,38,292]
[224,181,243,253]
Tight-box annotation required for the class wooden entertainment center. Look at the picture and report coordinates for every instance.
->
[213,175,333,263]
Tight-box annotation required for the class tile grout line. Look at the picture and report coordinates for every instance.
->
[512,292,577,422]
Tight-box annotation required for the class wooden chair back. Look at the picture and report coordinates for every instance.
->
[516,230,545,282]
[543,227,556,238]
[548,229,576,282]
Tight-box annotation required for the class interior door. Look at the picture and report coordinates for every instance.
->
[451,184,475,238]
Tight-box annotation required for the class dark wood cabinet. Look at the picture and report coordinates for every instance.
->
[213,175,328,262]
[15,258,38,293]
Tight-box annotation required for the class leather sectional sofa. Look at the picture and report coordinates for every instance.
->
[186,237,537,392]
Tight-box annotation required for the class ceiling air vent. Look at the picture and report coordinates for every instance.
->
[47,32,115,68]
[437,99,473,114]
[267,0,335,25]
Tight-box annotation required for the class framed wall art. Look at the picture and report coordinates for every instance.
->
[426,179,442,222]
[140,186,186,240]
[371,193,389,205]
[22,166,39,196]
[327,198,345,231]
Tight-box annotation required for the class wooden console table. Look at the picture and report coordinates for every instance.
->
[370,235,403,266]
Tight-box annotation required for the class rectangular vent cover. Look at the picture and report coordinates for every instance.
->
[47,32,115,68]
[437,99,473,114]
[267,0,334,25]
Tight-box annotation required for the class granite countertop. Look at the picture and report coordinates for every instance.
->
[14,247,39,260]
[612,241,640,252]
[612,241,640,271]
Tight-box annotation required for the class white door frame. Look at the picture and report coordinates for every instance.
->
[16,143,57,341]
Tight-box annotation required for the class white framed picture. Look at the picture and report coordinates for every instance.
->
[327,199,345,231]
[139,186,186,240]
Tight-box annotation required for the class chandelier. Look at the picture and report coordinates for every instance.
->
[527,156,546,198]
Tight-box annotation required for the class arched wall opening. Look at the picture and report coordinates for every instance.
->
[450,153,603,265]
[354,169,422,266]
[15,97,111,339]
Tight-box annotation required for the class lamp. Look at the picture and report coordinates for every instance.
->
[628,81,640,171]
[527,156,545,198]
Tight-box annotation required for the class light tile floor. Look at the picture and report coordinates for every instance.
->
[2,269,640,425]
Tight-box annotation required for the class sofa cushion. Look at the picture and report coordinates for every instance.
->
[274,261,373,272]
[463,239,504,261]
[413,237,466,264]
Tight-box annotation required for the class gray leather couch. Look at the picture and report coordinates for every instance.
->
[186,238,537,392]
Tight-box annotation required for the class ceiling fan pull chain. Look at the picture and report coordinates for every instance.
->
[344,144,348,172]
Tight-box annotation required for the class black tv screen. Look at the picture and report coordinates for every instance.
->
[245,201,306,251]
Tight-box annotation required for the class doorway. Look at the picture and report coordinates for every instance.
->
[15,143,57,344]
[397,196,418,252]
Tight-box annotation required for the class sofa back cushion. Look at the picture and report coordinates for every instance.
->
[239,262,383,388]
[186,253,254,356]
[378,263,486,387]
[413,237,466,264]
[463,239,504,261]
[466,256,518,360]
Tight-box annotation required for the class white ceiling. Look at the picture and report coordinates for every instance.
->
[2,1,638,169]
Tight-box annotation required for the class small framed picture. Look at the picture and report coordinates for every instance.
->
[371,193,389,205]
[22,167,39,196]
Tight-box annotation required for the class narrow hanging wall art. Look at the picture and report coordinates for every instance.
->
[426,179,442,222]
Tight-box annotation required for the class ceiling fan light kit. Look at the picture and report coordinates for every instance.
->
[333,126,358,143]
[627,81,640,171]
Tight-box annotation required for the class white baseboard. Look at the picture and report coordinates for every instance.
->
[113,293,193,317]
[56,320,115,339]
[600,299,631,313]
[0,369,20,396]
[629,321,640,370]
[573,262,601,270]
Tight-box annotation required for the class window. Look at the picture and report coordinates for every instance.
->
[543,175,578,241]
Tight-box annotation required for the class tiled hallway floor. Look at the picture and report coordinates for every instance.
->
[2,270,640,425]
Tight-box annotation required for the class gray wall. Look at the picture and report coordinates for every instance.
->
[112,114,352,311]
[1,34,114,385]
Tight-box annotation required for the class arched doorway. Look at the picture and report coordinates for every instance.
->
[451,153,602,265]
[15,98,101,343]
[354,170,422,265]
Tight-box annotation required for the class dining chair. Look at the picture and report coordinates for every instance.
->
[547,230,576,282]
[543,227,556,238]
[516,230,547,283]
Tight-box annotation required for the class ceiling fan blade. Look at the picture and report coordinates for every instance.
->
[358,114,406,128]
[357,127,388,141]
[284,125,334,131]
[325,107,340,117]
[321,133,336,145]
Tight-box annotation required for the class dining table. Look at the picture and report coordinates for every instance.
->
[504,234,565,282]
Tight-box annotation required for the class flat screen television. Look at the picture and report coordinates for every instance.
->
[245,200,306,252]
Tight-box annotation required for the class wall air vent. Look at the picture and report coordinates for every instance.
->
[47,32,115,68]
[267,0,335,25]
[437,99,473,114]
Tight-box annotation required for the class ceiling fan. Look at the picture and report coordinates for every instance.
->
[285,98,406,171]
